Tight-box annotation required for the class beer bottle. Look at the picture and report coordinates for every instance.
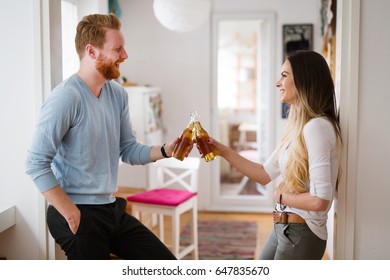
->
[192,111,217,162]
[172,118,195,161]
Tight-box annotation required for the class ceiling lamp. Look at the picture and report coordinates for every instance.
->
[153,0,211,33]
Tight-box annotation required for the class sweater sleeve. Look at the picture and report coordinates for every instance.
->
[25,87,80,192]
[304,118,337,200]
[263,149,281,180]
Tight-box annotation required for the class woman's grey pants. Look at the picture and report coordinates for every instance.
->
[259,223,326,260]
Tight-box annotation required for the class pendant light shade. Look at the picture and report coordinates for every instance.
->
[153,0,211,33]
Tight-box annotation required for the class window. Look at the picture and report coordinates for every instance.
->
[61,0,79,80]
[217,21,258,111]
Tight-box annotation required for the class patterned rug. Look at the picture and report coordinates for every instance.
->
[180,220,258,260]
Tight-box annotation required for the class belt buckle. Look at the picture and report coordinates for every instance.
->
[273,211,287,224]
[280,212,287,223]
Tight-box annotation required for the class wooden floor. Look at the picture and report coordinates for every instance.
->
[153,210,274,259]
[114,187,328,260]
[157,211,328,260]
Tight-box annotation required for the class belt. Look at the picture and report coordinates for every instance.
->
[273,211,306,224]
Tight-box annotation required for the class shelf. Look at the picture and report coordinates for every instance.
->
[0,204,16,234]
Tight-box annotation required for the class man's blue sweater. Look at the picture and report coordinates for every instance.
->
[25,74,152,204]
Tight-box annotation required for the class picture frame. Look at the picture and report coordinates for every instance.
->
[281,102,290,119]
[282,24,313,60]
[281,24,313,118]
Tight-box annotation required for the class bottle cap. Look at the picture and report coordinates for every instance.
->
[191,110,200,122]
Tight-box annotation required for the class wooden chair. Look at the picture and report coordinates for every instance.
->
[127,157,200,259]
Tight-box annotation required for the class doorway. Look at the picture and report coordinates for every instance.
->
[210,13,276,212]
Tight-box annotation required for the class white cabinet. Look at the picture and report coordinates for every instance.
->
[117,87,164,188]
[126,86,163,144]
[0,204,15,234]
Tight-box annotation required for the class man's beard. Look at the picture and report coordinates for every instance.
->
[96,54,122,80]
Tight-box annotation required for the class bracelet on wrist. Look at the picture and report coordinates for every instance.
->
[161,143,169,158]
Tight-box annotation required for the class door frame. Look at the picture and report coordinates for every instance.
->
[34,0,64,260]
[334,0,360,260]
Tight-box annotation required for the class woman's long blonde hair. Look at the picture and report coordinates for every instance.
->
[277,50,342,193]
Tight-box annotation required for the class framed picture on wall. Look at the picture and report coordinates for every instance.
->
[283,24,313,60]
[281,102,290,119]
[281,24,313,118]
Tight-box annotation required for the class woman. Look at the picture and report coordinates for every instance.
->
[205,50,342,259]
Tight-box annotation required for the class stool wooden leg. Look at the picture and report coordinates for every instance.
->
[192,203,199,260]
[172,213,180,258]
[158,214,165,242]
[132,206,140,220]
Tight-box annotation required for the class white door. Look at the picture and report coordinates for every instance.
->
[209,13,276,213]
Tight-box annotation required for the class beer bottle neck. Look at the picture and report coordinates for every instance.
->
[187,121,195,130]
[194,121,202,130]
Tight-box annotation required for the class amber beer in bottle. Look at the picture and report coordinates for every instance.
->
[193,120,217,162]
[172,120,194,161]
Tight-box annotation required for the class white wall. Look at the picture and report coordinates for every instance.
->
[119,0,211,144]
[353,0,390,259]
[0,0,42,259]
[77,0,108,19]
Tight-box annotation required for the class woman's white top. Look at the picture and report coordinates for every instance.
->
[263,117,339,240]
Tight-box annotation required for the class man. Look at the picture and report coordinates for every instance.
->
[25,14,178,260]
